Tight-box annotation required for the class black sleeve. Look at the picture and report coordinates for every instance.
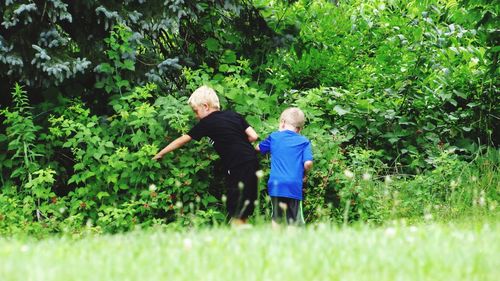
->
[236,112,250,130]
[187,121,207,141]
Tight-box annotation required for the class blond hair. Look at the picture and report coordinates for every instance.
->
[280,107,305,129]
[188,85,220,110]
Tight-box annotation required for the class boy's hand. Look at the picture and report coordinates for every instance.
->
[152,154,163,161]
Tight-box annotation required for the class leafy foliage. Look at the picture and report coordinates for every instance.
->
[0,0,498,233]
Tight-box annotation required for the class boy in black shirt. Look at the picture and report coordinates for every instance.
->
[152,86,259,225]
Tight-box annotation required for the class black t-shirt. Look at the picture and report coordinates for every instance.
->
[188,110,257,169]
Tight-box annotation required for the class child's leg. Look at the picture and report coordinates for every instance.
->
[285,199,305,226]
[225,160,258,222]
[271,197,304,226]
[271,197,288,225]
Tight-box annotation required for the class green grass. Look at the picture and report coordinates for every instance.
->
[1,219,499,281]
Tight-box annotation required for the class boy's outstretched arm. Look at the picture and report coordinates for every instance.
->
[152,134,192,160]
[245,126,259,143]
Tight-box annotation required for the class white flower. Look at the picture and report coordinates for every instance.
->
[149,184,157,192]
[385,175,392,184]
[362,173,372,181]
[478,197,486,207]
[278,202,288,211]
[424,213,433,221]
[344,169,354,179]
[450,180,458,188]
[183,238,192,250]
[20,245,29,252]
[175,201,183,208]
[384,227,396,237]
[221,195,227,203]
[255,170,264,179]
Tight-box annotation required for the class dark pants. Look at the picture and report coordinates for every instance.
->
[226,160,258,220]
[271,196,305,225]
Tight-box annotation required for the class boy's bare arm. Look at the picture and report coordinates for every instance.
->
[152,134,192,160]
[304,160,313,172]
[303,160,313,183]
[245,126,259,143]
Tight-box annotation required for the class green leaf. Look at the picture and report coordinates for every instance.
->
[221,50,236,64]
[219,64,229,72]
[98,63,113,74]
[333,105,349,116]
[122,60,135,71]
[205,38,220,52]
[97,192,110,200]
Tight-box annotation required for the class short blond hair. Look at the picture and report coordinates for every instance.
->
[280,107,305,129]
[188,85,220,110]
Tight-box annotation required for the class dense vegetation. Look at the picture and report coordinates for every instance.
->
[0,0,498,235]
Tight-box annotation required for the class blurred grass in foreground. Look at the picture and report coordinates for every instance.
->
[0,217,498,281]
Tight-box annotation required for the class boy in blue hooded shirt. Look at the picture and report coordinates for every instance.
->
[257,107,313,226]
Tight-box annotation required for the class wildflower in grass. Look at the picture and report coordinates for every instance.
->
[221,195,227,203]
[59,207,66,214]
[195,196,201,203]
[471,176,477,182]
[405,235,415,244]
[344,169,354,179]
[362,173,371,181]
[255,170,264,179]
[479,190,486,207]
[450,180,458,189]
[384,227,396,237]
[86,219,93,228]
[489,201,497,211]
[149,184,157,192]
[175,201,183,208]
[20,245,29,252]
[385,175,392,184]
[183,238,192,250]
[238,181,245,190]
[204,236,214,243]
[424,212,433,221]
[278,202,288,211]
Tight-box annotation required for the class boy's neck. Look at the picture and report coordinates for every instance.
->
[200,107,219,119]
[279,123,300,133]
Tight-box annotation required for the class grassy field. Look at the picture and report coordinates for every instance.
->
[0,219,498,281]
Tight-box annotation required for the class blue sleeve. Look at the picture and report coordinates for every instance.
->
[259,135,271,155]
[303,141,313,162]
